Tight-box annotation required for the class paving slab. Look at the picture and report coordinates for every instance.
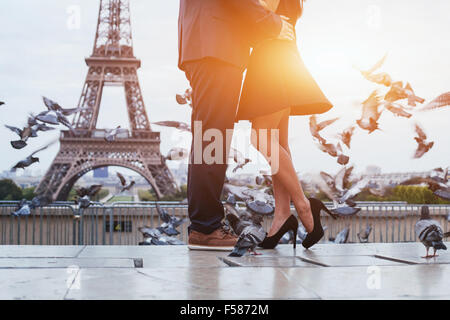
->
[0,257,138,269]
[0,245,85,258]
[257,243,378,257]
[78,245,229,267]
[222,256,318,268]
[276,264,450,299]
[297,254,407,267]
[137,267,319,300]
[0,268,69,300]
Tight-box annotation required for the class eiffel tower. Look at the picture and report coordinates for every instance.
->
[36,0,178,201]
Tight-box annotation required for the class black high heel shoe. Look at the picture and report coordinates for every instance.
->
[302,198,338,249]
[259,215,299,249]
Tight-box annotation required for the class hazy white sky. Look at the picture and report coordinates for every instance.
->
[0,0,449,178]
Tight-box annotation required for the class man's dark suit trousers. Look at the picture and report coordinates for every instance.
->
[183,58,243,234]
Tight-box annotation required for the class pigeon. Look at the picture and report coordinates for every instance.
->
[0,101,4,106]
[255,171,272,187]
[419,92,450,111]
[5,124,34,149]
[176,88,192,108]
[11,199,32,217]
[333,227,350,244]
[413,123,434,159]
[356,91,383,133]
[415,206,450,258]
[357,225,372,243]
[116,172,135,193]
[384,102,413,118]
[242,187,275,208]
[42,96,87,116]
[165,147,189,161]
[229,218,266,257]
[359,54,392,86]
[11,195,51,217]
[337,126,355,149]
[138,226,185,245]
[155,203,187,236]
[225,208,260,236]
[105,126,128,142]
[384,82,424,107]
[230,147,252,173]
[309,115,339,144]
[316,166,367,215]
[400,174,449,200]
[74,184,103,210]
[153,121,191,133]
[11,141,54,171]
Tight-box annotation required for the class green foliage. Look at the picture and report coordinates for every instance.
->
[0,179,24,200]
[22,187,36,200]
[354,185,450,204]
[139,185,188,201]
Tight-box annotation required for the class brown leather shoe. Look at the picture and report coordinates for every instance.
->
[188,227,238,251]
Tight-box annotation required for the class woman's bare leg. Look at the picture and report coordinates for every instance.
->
[251,109,313,233]
[267,111,293,236]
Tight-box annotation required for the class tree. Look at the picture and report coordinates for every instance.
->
[0,179,23,200]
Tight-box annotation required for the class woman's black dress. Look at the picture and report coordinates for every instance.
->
[236,0,333,120]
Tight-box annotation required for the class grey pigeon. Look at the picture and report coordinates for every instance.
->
[11,199,31,217]
[333,227,350,244]
[11,141,54,171]
[357,225,372,243]
[155,203,187,236]
[105,126,128,142]
[415,206,450,258]
[116,172,135,193]
[176,88,192,108]
[165,147,189,161]
[413,123,434,159]
[356,91,383,133]
[229,222,266,257]
[42,96,87,116]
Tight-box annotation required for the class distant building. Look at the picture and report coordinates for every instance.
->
[363,170,430,186]
[93,167,109,179]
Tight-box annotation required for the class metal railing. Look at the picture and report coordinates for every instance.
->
[1,201,449,246]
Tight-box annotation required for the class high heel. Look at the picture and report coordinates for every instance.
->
[302,198,338,249]
[259,215,298,249]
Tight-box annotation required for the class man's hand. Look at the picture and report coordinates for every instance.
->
[277,16,295,41]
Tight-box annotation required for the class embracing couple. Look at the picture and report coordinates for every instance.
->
[178,0,334,252]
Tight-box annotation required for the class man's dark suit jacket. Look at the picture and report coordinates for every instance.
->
[178,0,282,71]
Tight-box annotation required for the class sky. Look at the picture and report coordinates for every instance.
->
[0,0,449,179]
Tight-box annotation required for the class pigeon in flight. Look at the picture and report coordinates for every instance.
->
[165,147,189,161]
[419,92,450,111]
[153,121,191,133]
[336,126,355,149]
[176,88,193,108]
[357,225,372,243]
[105,126,128,142]
[413,123,434,159]
[359,54,392,87]
[309,115,339,144]
[384,82,424,107]
[116,172,135,193]
[74,184,103,211]
[356,91,384,133]
[415,206,450,258]
[42,96,87,116]
[11,141,55,171]
[384,102,413,118]
[400,168,449,200]
[0,101,4,106]
[230,147,251,173]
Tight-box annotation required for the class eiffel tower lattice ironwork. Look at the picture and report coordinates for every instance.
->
[36,0,179,200]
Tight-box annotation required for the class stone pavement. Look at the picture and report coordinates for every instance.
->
[1,243,450,300]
